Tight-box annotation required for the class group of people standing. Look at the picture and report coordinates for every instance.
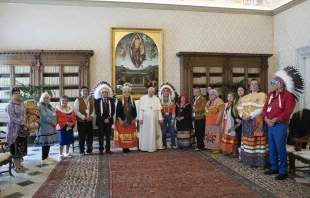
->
[190,66,304,181]
[135,66,304,181]
[4,89,77,173]
[4,66,304,181]
[4,81,141,174]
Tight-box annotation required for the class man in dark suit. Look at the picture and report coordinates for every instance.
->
[94,87,115,155]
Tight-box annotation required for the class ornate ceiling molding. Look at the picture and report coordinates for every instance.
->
[0,0,306,16]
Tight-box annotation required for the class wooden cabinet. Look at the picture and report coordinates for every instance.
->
[176,52,272,100]
[0,65,32,109]
[0,50,94,131]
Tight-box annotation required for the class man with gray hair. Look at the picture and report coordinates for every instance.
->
[138,87,164,152]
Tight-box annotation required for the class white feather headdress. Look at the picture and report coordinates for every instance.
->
[273,66,305,101]
[120,83,132,93]
[90,81,115,99]
[158,84,175,100]
[158,82,178,106]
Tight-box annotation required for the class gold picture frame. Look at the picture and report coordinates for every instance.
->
[111,27,163,99]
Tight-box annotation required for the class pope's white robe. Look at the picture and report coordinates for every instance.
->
[138,95,163,152]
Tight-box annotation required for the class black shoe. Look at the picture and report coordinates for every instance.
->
[106,150,113,154]
[264,170,279,175]
[99,151,104,155]
[275,173,288,180]
[123,149,129,153]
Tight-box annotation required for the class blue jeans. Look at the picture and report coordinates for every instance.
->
[162,115,176,147]
[268,123,288,174]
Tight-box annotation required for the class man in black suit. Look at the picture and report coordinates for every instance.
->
[94,87,115,155]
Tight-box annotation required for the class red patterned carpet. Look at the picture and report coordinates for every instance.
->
[111,150,265,197]
[33,149,310,198]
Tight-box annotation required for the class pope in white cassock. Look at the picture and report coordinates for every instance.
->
[138,87,164,152]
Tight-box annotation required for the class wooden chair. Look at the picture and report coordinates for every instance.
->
[72,131,79,152]
[0,130,5,141]
[0,141,13,176]
[289,135,310,175]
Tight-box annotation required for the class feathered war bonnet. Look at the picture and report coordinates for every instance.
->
[119,83,134,107]
[90,81,116,99]
[158,82,178,105]
[271,66,305,101]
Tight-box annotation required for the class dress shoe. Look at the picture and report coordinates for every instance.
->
[106,150,113,154]
[264,170,279,175]
[99,151,104,155]
[275,173,288,180]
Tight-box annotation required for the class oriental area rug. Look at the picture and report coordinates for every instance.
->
[33,149,310,198]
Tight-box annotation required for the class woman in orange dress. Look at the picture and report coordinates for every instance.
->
[220,92,238,156]
[114,83,137,153]
[205,89,225,153]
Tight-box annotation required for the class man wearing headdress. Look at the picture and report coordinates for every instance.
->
[94,84,115,155]
[262,66,304,180]
[158,84,177,149]
[138,87,163,152]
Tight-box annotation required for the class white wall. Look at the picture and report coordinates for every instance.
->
[274,0,310,69]
[0,3,273,93]
[274,0,310,110]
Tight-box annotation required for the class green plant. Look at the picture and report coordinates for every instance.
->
[214,79,247,99]
[5,81,54,102]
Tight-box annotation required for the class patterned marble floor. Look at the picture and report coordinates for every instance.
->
[0,138,310,198]
[0,137,133,198]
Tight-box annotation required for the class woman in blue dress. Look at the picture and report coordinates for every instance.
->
[56,95,76,160]
[34,92,59,164]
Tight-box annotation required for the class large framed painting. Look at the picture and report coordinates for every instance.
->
[111,28,163,99]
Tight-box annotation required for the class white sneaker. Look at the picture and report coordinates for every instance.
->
[172,146,178,149]
[64,153,73,157]
[58,155,65,161]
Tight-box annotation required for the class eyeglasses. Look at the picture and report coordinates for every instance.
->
[251,84,259,86]
[270,82,280,85]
